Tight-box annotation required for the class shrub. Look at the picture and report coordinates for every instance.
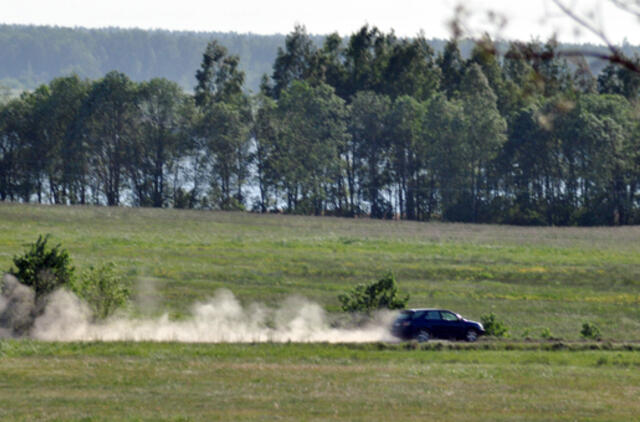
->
[10,234,74,299]
[72,263,131,320]
[338,271,409,315]
[540,327,553,339]
[480,312,509,337]
[580,322,602,340]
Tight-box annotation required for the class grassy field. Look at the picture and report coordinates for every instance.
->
[1,341,640,421]
[1,204,640,420]
[1,203,639,340]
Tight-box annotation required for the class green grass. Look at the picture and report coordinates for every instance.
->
[1,203,638,340]
[1,341,640,421]
[1,204,640,420]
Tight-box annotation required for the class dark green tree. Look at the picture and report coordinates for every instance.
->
[388,95,426,220]
[338,271,409,315]
[497,103,551,225]
[382,35,440,101]
[437,39,464,98]
[131,78,190,207]
[530,40,575,98]
[424,94,467,221]
[275,81,349,214]
[270,25,316,99]
[19,86,52,204]
[80,71,139,206]
[349,91,392,218]
[501,42,541,122]
[194,40,244,107]
[0,98,30,201]
[557,94,634,224]
[199,101,252,209]
[458,63,507,222]
[310,32,348,98]
[252,93,280,212]
[343,25,389,98]
[598,63,624,95]
[10,235,74,299]
[194,41,251,209]
[598,61,640,100]
[468,37,510,115]
[33,75,90,205]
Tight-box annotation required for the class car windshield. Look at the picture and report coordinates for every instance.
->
[441,311,459,321]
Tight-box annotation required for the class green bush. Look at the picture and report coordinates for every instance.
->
[480,312,509,337]
[580,322,602,340]
[72,263,131,320]
[338,271,409,315]
[10,234,74,299]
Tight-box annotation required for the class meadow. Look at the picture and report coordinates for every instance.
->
[1,203,639,340]
[1,203,640,421]
[1,341,639,421]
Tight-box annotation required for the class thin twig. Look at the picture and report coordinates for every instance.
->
[550,0,640,73]
[610,0,640,19]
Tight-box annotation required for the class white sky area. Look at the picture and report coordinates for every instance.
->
[2,0,640,45]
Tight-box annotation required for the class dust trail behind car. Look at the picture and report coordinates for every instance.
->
[1,275,396,343]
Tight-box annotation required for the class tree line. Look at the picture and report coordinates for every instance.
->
[2,25,640,225]
[3,24,634,94]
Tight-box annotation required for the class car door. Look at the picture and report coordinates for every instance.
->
[421,310,443,338]
[439,310,464,339]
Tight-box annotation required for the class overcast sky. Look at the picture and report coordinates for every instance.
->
[2,0,639,44]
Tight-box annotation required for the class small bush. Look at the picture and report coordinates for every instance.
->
[480,312,508,337]
[10,234,74,299]
[581,322,602,340]
[338,271,409,315]
[72,263,131,320]
[540,327,553,339]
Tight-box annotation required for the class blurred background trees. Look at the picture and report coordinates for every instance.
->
[1,21,640,225]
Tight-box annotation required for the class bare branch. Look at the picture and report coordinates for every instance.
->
[550,0,640,73]
[610,0,640,19]
[551,0,619,53]
[547,49,640,72]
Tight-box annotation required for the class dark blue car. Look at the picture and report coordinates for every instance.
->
[391,308,485,342]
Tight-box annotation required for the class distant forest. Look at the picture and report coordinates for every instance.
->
[2,24,638,94]
[2,24,640,225]
[0,25,293,93]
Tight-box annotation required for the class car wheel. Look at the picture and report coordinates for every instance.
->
[416,330,432,342]
[465,329,479,342]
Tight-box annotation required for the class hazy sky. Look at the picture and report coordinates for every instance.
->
[3,0,639,44]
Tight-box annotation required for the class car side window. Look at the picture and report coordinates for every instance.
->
[413,311,427,319]
[425,311,441,320]
[440,311,458,321]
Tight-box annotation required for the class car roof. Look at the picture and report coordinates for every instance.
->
[404,308,450,312]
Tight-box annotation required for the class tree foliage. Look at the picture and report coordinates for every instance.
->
[338,272,409,315]
[2,25,640,225]
[6,236,131,322]
[72,263,131,320]
[10,234,74,299]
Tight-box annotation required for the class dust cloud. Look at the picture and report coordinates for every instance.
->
[1,275,396,343]
[0,274,36,337]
